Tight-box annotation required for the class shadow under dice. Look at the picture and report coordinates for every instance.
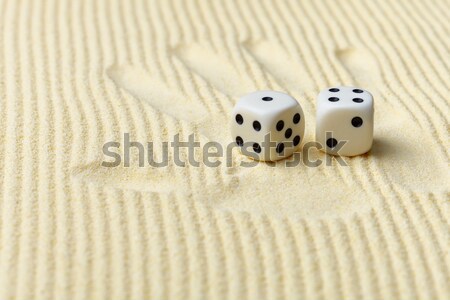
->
[231,91,305,161]
[316,86,374,156]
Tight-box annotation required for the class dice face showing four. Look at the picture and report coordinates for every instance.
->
[231,91,305,161]
[316,86,374,156]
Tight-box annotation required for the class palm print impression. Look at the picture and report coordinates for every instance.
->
[73,40,448,218]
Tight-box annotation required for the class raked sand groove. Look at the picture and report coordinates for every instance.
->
[0,0,449,299]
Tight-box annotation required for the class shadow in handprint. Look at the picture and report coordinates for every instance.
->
[245,40,317,98]
[174,43,255,97]
[108,64,207,122]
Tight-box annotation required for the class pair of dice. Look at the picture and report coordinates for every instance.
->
[231,87,374,161]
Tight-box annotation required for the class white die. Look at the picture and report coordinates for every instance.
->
[316,86,374,156]
[231,91,305,161]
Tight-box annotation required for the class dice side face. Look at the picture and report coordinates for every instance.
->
[264,105,305,161]
[316,86,374,156]
[231,91,305,161]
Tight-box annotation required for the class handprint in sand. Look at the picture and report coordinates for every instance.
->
[73,40,448,218]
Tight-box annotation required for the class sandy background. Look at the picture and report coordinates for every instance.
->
[0,0,449,299]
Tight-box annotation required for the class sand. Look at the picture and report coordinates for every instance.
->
[0,0,449,299]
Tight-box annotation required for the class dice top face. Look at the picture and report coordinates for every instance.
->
[232,91,305,161]
[237,90,300,116]
[316,86,374,156]
[317,86,373,111]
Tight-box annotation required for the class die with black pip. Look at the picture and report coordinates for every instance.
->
[316,86,374,156]
[231,91,305,161]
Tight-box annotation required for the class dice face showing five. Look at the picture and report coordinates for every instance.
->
[316,86,374,156]
[231,91,305,161]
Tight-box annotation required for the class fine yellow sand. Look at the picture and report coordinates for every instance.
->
[0,0,449,299]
